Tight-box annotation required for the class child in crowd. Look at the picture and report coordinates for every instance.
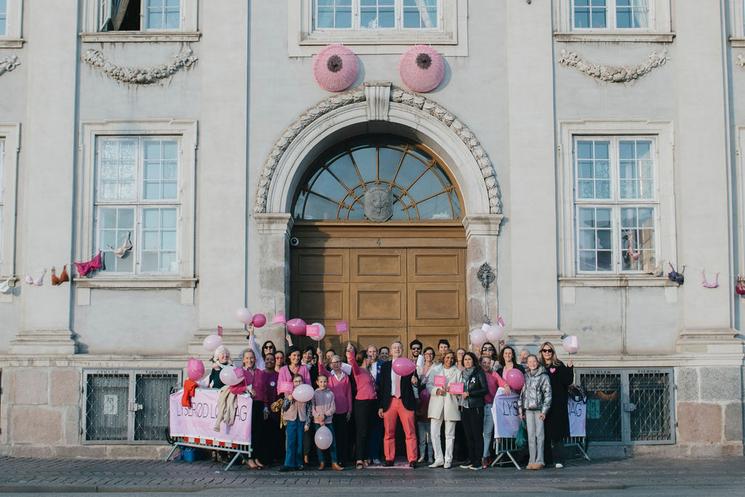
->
[280,374,312,472]
[313,375,343,471]
[518,354,552,470]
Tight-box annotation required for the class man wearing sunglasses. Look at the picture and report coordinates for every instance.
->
[410,339,425,371]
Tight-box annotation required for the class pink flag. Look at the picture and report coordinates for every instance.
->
[448,382,464,395]
[217,325,223,337]
[433,375,446,388]
[306,324,321,338]
[335,321,348,334]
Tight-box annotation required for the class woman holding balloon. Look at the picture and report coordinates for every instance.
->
[539,341,574,469]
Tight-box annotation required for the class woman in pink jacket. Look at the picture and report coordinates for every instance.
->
[346,344,378,469]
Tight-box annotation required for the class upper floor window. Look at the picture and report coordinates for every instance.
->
[95,136,180,274]
[98,0,180,31]
[573,0,649,30]
[313,0,438,31]
[574,137,658,273]
[0,0,7,36]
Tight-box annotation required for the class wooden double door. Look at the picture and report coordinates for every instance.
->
[290,224,467,352]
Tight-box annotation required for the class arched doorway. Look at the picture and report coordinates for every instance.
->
[290,135,468,352]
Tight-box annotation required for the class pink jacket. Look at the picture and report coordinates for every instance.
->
[318,363,352,414]
[278,364,311,389]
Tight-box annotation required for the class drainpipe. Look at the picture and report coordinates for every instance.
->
[69,0,83,339]
[244,3,252,310]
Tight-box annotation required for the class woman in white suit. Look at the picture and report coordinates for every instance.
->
[427,351,462,469]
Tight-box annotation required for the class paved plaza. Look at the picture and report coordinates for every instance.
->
[0,456,743,496]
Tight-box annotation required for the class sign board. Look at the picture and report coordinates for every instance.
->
[169,388,252,445]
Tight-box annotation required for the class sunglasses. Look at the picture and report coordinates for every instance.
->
[541,349,554,354]
[263,345,273,349]
[411,347,421,350]
[482,347,494,351]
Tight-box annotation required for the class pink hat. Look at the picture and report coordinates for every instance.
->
[313,44,359,92]
[399,45,445,93]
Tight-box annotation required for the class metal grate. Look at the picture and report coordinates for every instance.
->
[135,373,179,441]
[85,374,129,441]
[629,371,672,442]
[579,371,622,442]
[84,369,180,443]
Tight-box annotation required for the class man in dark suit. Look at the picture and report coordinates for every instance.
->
[377,340,419,467]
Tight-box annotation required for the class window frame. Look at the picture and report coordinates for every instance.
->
[572,135,660,275]
[81,368,181,445]
[557,120,676,285]
[77,120,197,289]
[0,124,19,297]
[290,0,467,56]
[81,0,199,43]
[312,0,439,31]
[0,0,23,47]
[93,136,181,276]
[554,0,673,43]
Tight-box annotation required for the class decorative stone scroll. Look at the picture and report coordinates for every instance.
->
[81,47,197,85]
[253,84,503,215]
[0,55,20,77]
[558,49,668,83]
[735,54,745,70]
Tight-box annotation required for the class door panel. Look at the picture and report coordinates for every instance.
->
[292,248,349,283]
[409,326,464,351]
[351,327,405,349]
[292,283,348,324]
[351,283,407,328]
[407,282,465,327]
[351,248,406,283]
[407,248,463,282]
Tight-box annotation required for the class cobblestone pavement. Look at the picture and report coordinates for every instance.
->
[0,455,743,495]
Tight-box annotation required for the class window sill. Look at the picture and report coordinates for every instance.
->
[294,31,464,56]
[0,39,25,48]
[73,277,198,289]
[559,276,675,288]
[80,32,201,43]
[553,32,676,43]
[730,37,745,48]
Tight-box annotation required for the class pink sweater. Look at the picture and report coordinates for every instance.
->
[278,364,311,389]
[347,351,377,401]
[312,388,336,424]
[318,363,352,414]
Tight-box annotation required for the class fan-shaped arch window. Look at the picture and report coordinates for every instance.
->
[293,137,462,221]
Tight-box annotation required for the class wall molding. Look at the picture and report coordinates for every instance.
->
[0,55,20,77]
[558,49,668,83]
[81,47,197,85]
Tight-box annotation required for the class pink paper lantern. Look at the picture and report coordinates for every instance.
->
[313,44,359,92]
[399,45,445,93]
[287,318,307,336]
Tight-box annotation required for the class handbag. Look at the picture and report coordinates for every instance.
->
[515,419,528,449]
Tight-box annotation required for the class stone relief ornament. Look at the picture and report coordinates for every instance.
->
[734,54,745,70]
[363,184,393,222]
[0,55,20,77]
[254,84,503,215]
[558,49,668,83]
[81,47,197,85]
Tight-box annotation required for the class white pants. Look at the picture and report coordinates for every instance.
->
[430,418,456,465]
[526,410,545,466]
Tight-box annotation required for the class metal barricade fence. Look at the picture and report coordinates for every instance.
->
[166,436,252,471]
[491,435,590,470]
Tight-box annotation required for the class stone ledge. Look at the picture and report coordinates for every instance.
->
[554,32,676,43]
[80,32,201,43]
[73,277,198,289]
[0,39,25,49]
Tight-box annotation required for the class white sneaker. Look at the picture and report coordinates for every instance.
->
[429,460,444,468]
[459,464,472,469]
[469,465,483,471]
[444,462,452,469]
[417,455,425,463]
[555,463,564,469]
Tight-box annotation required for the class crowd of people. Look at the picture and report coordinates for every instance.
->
[205,327,574,472]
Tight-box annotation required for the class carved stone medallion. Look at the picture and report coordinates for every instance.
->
[363,184,393,222]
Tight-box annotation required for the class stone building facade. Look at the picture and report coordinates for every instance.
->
[0,0,743,458]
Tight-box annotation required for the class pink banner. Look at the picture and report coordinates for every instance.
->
[335,321,348,334]
[448,382,464,395]
[169,388,252,445]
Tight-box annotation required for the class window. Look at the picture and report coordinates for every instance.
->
[293,137,461,221]
[83,370,180,442]
[292,0,464,55]
[313,0,438,30]
[574,137,657,274]
[94,136,180,275]
[97,0,180,31]
[572,0,649,30]
[0,0,7,36]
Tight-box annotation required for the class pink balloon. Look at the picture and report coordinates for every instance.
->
[306,322,326,342]
[252,313,267,328]
[505,369,525,392]
[287,318,307,336]
[563,335,579,354]
[485,324,504,343]
[469,328,487,348]
[293,384,314,403]
[236,307,253,325]
[219,366,243,387]
[186,357,205,381]
[392,357,416,376]
[314,425,333,450]
[202,334,222,352]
